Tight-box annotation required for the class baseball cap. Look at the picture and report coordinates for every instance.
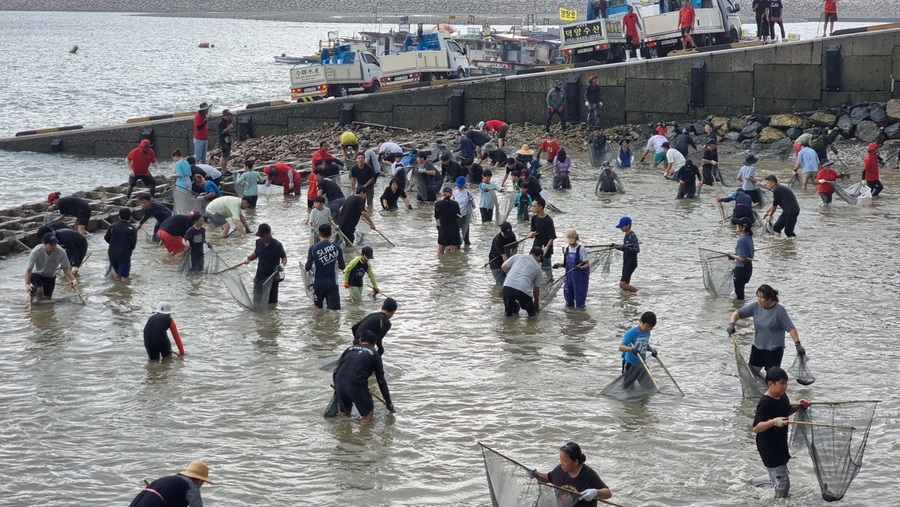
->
[360,140,370,147]
[140,139,151,147]
[500,222,513,234]
[47,191,61,203]
[615,216,632,229]
[255,223,271,236]
[442,186,452,194]
[42,232,58,244]
[867,142,879,152]
[361,246,374,259]
[459,125,468,133]
[821,160,835,167]
[222,109,232,116]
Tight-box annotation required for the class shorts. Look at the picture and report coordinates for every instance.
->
[336,384,374,417]
[158,229,185,254]
[208,214,228,227]
[654,151,666,165]
[801,171,817,186]
[437,226,461,247]
[220,142,232,157]
[30,273,56,299]
[744,188,761,204]
[497,124,509,139]
[72,207,91,227]
[681,26,693,36]
[621,255,637,283]
[626,34,640,49]
[749,345,785,369]
[824,12,837,23]
[342,143,359,152]
[109,258,131,277]
[314,284,341,310]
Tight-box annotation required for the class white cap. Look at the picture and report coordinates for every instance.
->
[459,125,467,133]
[156,301,173,314]
[477,121,485,131]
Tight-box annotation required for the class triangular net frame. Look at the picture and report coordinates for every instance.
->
[731,334,767,400]
[479,444,580,507]
[699,247,734,297]
[216,266,276,312]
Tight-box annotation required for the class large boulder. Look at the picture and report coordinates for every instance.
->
[711,116,730,137]
[887,99,900,121]
[868,104,889,126]
[740,121,763,140]
[771,137,794,160]
[855,120,883,143]
[759,126,787,143]
[748,114,770,126]
[836,114,854,136]
[850,105,869,124]
[693,121,708,135]
[785,127,803,140]
[808,111,837,127]
[731,116,749,132]
[884,122,900,140]
[769,113,807,129]
[726,132,740,143]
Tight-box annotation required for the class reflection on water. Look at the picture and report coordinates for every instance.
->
[0,158,897,505]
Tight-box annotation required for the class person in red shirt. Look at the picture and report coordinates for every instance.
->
[862,142,883,196]
[621,5,643,61]
[480,119,509,148]
[537,132,560,164]
[306,170,318,210]
[815,160,839,204]
[311,141,342,169]
[679,1,696,50]
[125,139,159,199]
[264,162,303,196]
[193,101,210,163]
[822,0,838,36]
[656,122,667,136]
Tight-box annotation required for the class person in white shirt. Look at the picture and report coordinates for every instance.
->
[639,134,669,167]
[451,176,475,246]
[663,141,686,179]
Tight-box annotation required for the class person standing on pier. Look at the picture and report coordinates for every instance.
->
[125,139,159,200]
[47,192,91,235]
[545,80,568,135]
[679,0,697,49]
[193,102,211,163]
[217,109,235,174]
[25,233,77,303]
[822,0,838,36]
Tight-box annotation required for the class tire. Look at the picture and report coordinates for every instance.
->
[616,45,627,63]
[456,67,469,79]
[730,27,740,43]
[701,34,713,47]
[368,80,380,93]
[648,46,659,59]
[338,85,349,97]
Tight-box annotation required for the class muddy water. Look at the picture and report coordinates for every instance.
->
[0,157,897,506]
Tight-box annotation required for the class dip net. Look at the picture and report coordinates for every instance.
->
[173,186,207,216]
[177,245,222,275]
[790,401,879,502]
[479,443,579,507]
[599,361,663,401]
[539,248,613,308]
[216,266,276,312]
[589,139,614,167]
[699,248,734,297]
[844,182,872,201]
[787,353,816,386]
[731,334,767,400]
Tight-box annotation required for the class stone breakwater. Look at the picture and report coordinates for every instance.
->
[2,0,898,22]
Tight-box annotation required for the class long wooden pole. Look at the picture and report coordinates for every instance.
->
[654,356,684,397]
[635,352,661,393]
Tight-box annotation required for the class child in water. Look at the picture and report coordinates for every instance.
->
[478,169,501,223]
[617,139,633,168]
[516,185,532,222]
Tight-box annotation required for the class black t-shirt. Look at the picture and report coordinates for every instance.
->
[55,227,88,255]
[254,237,286,281]
[380,186,407,208]
[753,393,792,468]
[317,178,345,201]
[485,150,507,166]
[434,198,460,229]
[441,160,463,181]
[506,161,526,176]
[104,220,137,260]
[489,232,517,269]
[769,0,782,17]
[467,163,484,183]
[217,118,231,145]
[350,163,376,189]
[702,148,718,171]
[339,195,367,233]
[159,214,193,237]
[523,177,543,202]
[547,464,608,507]
[184,226,206,255]
[585,83,601,104]
[351,311,392,355]
[531,214,556,257]
[57,196,90,217]
[675,133,696,156]
[467,130,491,146]
[772,184,800,214]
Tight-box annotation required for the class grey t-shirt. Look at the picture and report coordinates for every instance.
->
[27,245,70,277]
[502,254,542,294]
[737,300,795,350]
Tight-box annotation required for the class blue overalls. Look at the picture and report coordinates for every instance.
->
[563,244,590,309]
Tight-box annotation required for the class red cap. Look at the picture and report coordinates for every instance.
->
[867,142,879,152]
[140,139,151,147]
[589,74,598,83]
[47,192,60,203]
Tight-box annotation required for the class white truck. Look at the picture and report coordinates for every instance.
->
[379,31,471,85]
[290,43,383,101]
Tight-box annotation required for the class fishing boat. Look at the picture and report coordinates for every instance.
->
[455,25,562,76]
[274,54,314,65]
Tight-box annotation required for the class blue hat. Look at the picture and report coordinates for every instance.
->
[42,232,58,245]
[455,176,466,187]
[615,216,632,229]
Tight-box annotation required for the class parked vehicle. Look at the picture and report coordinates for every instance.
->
[289,43,382,101]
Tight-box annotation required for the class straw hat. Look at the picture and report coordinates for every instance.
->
[516,144,534,156]
[179,460,213,484]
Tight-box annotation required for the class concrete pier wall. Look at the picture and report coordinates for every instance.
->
[2,27,898,158]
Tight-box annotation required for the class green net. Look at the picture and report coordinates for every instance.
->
[790,401,879,502]
[479,444,579,507]
[699,248,734,297]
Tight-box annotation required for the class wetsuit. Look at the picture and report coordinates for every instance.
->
[142,312,184,360]
[676,162,702,199]
[53,227,89,267]
[104,219,137,278]
[562,243,589,309]
[305,239,345,310]
[56,196,91,227]
[254,237,286,304]
[338,195,367,244]
[351,311,392,355]
[128,474,202,507]
[183,226,206,273]
[138,201,172,240]
[434,197,462,247]
[333,344,393,417]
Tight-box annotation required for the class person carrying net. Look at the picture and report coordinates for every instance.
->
[727,284,805,378]
[616,311,658,390]
[726,217,755,300]
[531,442,614,506]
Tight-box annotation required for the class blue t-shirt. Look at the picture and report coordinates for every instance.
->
[620,325,651,366]
[174,159,192,189]
[236,171,265,197]
[738,165,757,191]
[797,147,820,174]
[735,234,754,268]
[203,180,222,198]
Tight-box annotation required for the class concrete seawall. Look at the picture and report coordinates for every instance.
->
[2,0,899,23]
[3,26,899,158]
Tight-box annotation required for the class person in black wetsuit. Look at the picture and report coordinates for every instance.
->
[37,224,88,270]
[142,301,184,360]
[182,213,210,273]
[763,175,800,238]
[305,224,346,311]
[338,188,376,246]
[128,460,212,507]
[351,297,398,355]
[333,330,395,423]
[47,192,91,235]
[244,223,287,305]
[104,208,137,282]
[137,194,172,242]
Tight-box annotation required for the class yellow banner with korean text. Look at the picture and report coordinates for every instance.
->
[558,7,577,22]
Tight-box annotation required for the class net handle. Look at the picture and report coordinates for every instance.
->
[787,420,855,430]
[635,352,661,393]
[654,356,684,397]
[808,400,881,405]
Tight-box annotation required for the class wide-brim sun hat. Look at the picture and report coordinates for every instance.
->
[516,144,534,156]
[744,154,759,165]
[483,142,497,152]
[179,460,213,484]
[198,102,211,111]
[156,301,173,314]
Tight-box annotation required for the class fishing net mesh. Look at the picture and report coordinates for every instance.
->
[539,249,612,307]
[787,353,816,386]
[177,246,222,275]
[600,361,662,401]
[480,445,579,507]
[731,335,767,400]
[173,186,207,216]
[832,184,857,205]
[216,267,276,312]
[790,401,878,502]
[844,182,872,200]
[699,248,734,297]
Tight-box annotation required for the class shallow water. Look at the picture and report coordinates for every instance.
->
[1,156,897,506]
